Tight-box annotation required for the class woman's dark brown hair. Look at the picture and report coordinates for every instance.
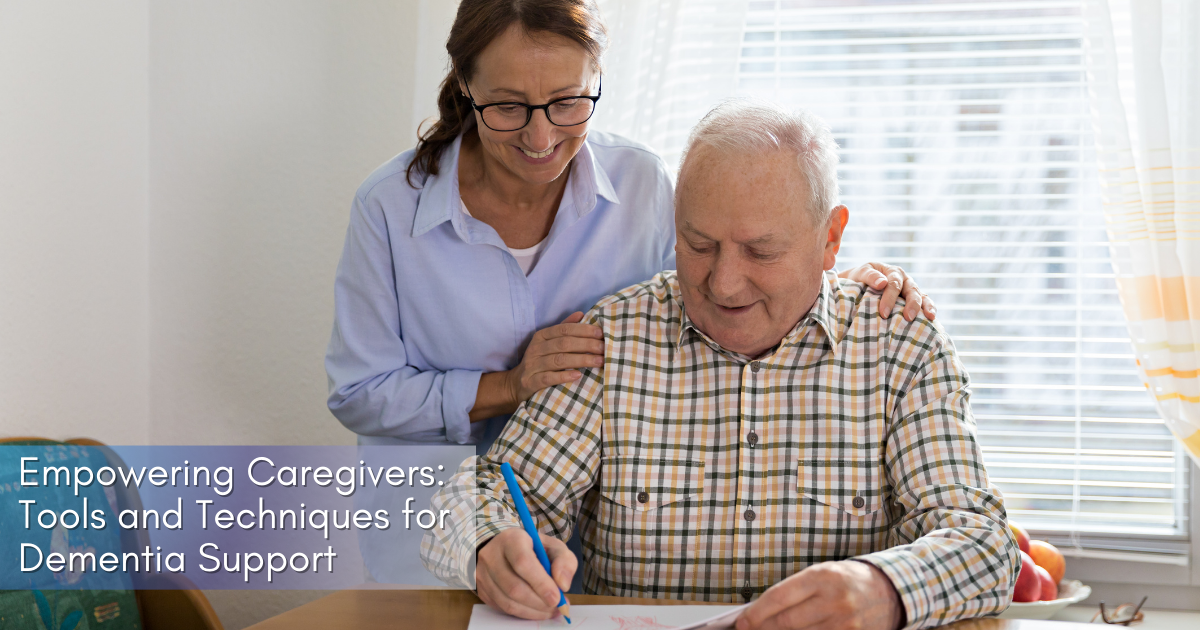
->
[405,0,608,187]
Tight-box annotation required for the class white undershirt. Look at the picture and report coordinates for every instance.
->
[461,199,545,276]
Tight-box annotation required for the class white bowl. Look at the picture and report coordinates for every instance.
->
[998,580,1091,620]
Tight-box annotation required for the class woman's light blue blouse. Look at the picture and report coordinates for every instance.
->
[325,131,676,446]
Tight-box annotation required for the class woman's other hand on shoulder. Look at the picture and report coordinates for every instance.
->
[837,262,937,322]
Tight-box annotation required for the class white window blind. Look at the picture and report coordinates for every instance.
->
[736,0,1188,549]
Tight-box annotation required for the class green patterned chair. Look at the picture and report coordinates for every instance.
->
[0,438,222,630]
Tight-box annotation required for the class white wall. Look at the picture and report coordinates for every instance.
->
[0,1,150,444]
[412,0,461,134]
[2,1,457,626]
[0,0,446,447]
[147,0,424,446]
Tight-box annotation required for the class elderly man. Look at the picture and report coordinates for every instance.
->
[422,100,1017,630]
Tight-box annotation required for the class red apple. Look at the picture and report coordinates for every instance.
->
[1034,564,1057,601]
[1012,551,1042,603]
[1029,540,1065,584]
[1009,522,1032,554]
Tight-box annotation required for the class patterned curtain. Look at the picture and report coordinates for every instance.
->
[1084,0,1200,463]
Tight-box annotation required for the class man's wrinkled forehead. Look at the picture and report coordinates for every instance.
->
[679,218,785,246]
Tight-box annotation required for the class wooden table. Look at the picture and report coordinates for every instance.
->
[246,589,1094,630]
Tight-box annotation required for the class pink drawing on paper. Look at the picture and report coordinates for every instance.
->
[536,614,671,629]
[610,616,674,630]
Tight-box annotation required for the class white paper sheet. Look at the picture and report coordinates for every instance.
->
[466,604,748,630]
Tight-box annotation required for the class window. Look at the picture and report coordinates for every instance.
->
[736,0,1188,555]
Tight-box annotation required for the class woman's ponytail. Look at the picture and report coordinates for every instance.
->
[405,70,474,187]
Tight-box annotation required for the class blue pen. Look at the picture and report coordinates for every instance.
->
[500,462,571,624]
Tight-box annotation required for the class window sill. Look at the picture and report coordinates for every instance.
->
[1059,582,1200,613]
[1065,555,1192,587]
[1055,605,1200,629]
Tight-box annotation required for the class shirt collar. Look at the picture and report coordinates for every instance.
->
[411,133,464,239]
[411,133,619,239]
[786,271,841,350]
[675,271,843,358]
[570,136,621,212]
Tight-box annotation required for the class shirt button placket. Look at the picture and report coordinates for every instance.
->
[740,360,761,603]
[743,361,759,455]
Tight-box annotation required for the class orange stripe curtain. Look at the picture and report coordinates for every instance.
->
[1085,0,1200,463]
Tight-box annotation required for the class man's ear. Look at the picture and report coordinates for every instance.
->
[823,205,849,270]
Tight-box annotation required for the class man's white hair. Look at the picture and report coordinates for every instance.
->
[679,99,841,224]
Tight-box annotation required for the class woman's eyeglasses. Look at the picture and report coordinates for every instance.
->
[463,76,601,132]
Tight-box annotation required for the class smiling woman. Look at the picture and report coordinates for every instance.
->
[453,25,600,251]
[326,0,657,450]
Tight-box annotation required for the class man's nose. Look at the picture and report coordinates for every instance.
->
[522,109,556,153]
[707,250,746,302]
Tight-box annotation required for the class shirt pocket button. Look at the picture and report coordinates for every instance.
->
[852,495,866,509]
[637,491,650,504]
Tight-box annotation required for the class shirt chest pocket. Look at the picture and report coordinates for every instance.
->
[796,451,887,559]
[593,457,707,592]
[797,451,884,518]
[599,456,706,511]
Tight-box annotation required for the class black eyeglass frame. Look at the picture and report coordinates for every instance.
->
[462,75,602,132]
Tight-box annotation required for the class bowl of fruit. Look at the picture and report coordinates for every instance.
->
[997,522,1091,620]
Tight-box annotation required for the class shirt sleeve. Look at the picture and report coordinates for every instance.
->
[325,192,481,444]
[420,311,608,587]
[855,321,1019,629]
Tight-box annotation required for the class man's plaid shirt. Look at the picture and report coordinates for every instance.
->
[422,271,1018,629]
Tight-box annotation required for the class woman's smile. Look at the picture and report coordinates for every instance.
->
[515,142,560,163]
